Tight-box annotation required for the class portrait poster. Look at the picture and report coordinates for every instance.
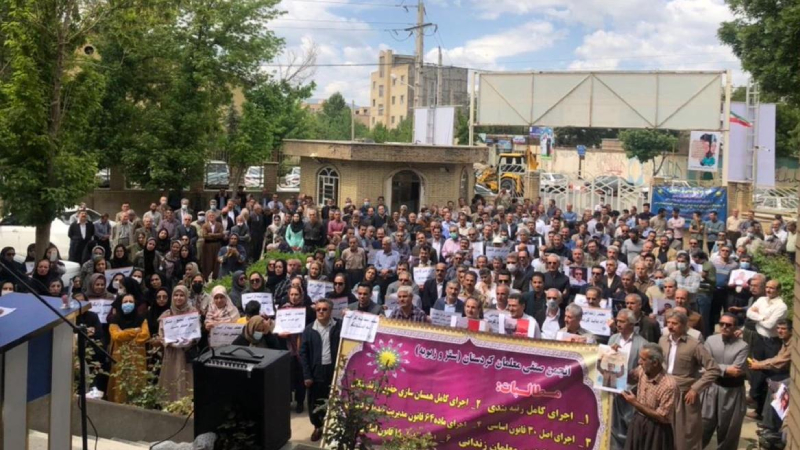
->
[594,345,628,394]
[688,131,721,173]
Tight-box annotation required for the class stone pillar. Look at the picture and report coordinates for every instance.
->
[524,171,540,202]
[727,181,753,216]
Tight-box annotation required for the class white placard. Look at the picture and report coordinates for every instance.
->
[209,323,244,348]
[341,311,380,343]
[728,269,757,287]
[485,246,510,261]
[274,308,307,334]
[413,267,435,288]
[450,316,487,331]
[431,309,458,327]
[594,344,629,393]
[471,242,484,260]
[0,307,17,319]
[162,312,202,344]
[526,244,537,257]
[483,309,506,333]
[499,315,539,338]
[307,280,334,302]
[25,262,34,274]
[329,297,349,319]
[772,383,789,420]
[366,248,377,265]
[653,298,676,327]
[242,292,275,315]
[573,294,609,310]
[89,299,113,324]
[104,267,133,284]
[555,331,583,342]
[383,293,399,311]
[580,307,613,336]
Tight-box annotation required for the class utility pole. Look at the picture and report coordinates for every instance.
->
[351,100,355,141]
[436,46,442,106]
[404,0,435,110]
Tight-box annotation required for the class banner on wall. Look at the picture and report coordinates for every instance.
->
[688,131,722,173]
[651,186,728,224]
[333,319,611,450]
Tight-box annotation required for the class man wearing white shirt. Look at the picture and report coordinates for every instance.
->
[507,294,541,339]
[746,279,788,415]
[608,308,647,450]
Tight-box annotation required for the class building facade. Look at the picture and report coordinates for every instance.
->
[369,50,468,130]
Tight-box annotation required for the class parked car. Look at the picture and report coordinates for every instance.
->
[0,207,111,259]
[282,167,300,187]
[244,166,264,188]
[539,172,569,193]
[474,184,494,197]
[205,160,230,189]
[584,175,637,196]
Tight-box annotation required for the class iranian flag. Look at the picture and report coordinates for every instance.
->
[731,111,753,128]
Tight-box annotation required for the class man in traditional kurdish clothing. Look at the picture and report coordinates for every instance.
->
[701,313,748,450]
[621,342,678,450]
[660,311,721,450]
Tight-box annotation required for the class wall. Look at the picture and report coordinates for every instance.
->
[538,148,689,186]
[297,158,473,208]
[775,157,800,186]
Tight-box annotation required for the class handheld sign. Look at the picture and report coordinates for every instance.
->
[594,345,629,393]
[341,311,380,343]
[162,312,202,344]
[307,280,334,302]
[104,267,134,284]
[431,309,458,327]
[450,316,487,332]
[242,292,275,315]
[89,299,113,324]
[209,323,245,348]
[413,267,435,289]
[274,308,307,334]
[482,309,504,333]
[330,297,349,319]
[580,307,613,336]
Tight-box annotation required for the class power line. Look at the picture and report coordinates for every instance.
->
[271,26,379,30]
[280,0,410,6]
[274,18,415,24]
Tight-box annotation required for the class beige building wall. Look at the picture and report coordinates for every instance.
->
[297,158,473,208]
[370,52,412,130]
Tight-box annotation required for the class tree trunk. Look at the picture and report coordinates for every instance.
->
[35,222,52,261]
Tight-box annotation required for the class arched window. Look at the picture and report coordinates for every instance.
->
[317,167,340,206]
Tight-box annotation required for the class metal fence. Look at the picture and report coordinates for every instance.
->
[539,173,650,213]
[754,186,798,219]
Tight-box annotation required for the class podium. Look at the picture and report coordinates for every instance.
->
[0,293,87,450]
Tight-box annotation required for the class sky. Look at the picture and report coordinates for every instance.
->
[269,0,745,107]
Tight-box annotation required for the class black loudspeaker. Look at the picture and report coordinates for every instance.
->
[193,346,292,449]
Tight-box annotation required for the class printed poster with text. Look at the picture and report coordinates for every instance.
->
[333,319,611,450]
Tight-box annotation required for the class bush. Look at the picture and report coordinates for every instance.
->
[206,250,314,293]
[753,250,795,312]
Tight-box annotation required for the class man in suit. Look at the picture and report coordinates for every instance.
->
[176,198,194,223]
[608,308,647,450]
[522,272,546,318]
[504,213,518,241]
[176,213,199,250]
[421,263,447,315]
[67,210,95,263]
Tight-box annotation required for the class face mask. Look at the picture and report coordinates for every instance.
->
[546,300,558,310]
[192,283,204,294]
[305,263,311,271]
[121,303,135,314]
[49,252,57,262]
[740,262,750,270]
[327,251,336,258]
[253,331,264,341]
[747,233,754,238]
[112,281,121,290]
[132,276,143,284]
[677,262,687,271]
[182,204,188,210]
[507,264,517,273]
[1,289,12,296]
[654,279,664,288]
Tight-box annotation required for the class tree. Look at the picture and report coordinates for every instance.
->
[719,0,800,105]
[618,129,679,177]
[731,86,800,158]
[388,116,412,143]
[0,0,107,258]
[370,123,390,144]
[305,92,369,141]
[554,127,618,148]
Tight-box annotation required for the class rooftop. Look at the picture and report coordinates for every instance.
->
[283,140,489,164]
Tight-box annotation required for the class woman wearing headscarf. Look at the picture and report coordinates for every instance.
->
[277,282,315,414]
[324,273,356,305]
[143,272,169,307]
[45,245,67,278]
[244,271,268,295]
[285,212,305,253]
[265,259,286,292]
[82,258,108,295]
[157,285,198,402]
[29,259,56,296]
[204,285,241,331]
[79,246,107,285]
[47,278,65,297]
[106,292,150,404]
[182,262,200,287]
[177,245,196,281]
[232,315,280,349]
[146,287,171,374]
[188,274,212,316]
[134,238,164,278]
[162,240,183,283]
[85,273,113,301]
[107,273,127,297]
[24,243,37,265]
[127,231,147,264]
[228,270,247,312]
[0,247,26,286]
[110,244,132,269]
[154,229,172,254]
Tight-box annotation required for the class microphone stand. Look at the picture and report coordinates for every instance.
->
[0,258,115,450]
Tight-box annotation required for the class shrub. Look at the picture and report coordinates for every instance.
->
[206,250,316,292]
[753,250,795,312]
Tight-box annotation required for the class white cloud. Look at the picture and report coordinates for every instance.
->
[469,0,656,26]
[424,22,566,70]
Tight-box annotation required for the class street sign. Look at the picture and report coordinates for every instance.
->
[577,145,587,157]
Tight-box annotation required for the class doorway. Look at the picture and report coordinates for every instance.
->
[390,170,421,213]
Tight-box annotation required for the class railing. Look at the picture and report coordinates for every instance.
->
[540,173,649,213]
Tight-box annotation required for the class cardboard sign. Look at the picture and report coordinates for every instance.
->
[89,299,113,324]
[485,246,510,261]
[209,323,244,348]
[162,312,202,344]
[242,292,275,316]
[307,280,334,302]
[581,307,613,336]
[274,308,307,334]
[341,311,380,343]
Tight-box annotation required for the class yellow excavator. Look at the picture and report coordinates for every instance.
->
[476,152,533,197]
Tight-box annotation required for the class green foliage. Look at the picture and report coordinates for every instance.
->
[206,250,314,292]
[554,127,619,148]
[214,407,258,450]
[306,92,369,141]
[731,86,800,158]
[110,345,166,410]
[371,123,391,144]
[753,251,795,312]
[74,342,105,394]
[618,129,679,175]
[0,0,106,251]
[163,394,194,416]
[719,0,800,105]
[381,430,438,450]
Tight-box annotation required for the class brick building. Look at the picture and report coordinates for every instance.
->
[282,140,487,212]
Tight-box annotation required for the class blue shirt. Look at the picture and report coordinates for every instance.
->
[562,211,578,223]
[374,249,400,273]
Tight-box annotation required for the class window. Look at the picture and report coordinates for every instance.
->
[372,81,376,89]
[399,115,404,121]
[391,116,395,124]
[401,75,405,83]
[400,95,404,104]
[317,167,340,205]
[379,85,384,97]
[378,104,384,115]
[372,117,375,125]
[392,78,396,86]
[391,96,395,105]
[372,99,376,107]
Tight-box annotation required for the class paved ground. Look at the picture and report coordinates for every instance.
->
[30,405,764,449]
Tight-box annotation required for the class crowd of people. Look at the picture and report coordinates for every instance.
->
[0,187,794,448]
